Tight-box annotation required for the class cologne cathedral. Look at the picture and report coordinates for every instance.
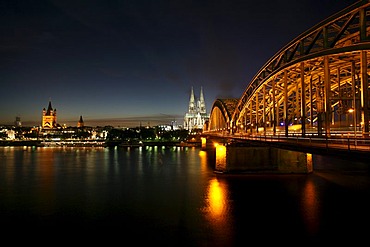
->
[184,87,209,131]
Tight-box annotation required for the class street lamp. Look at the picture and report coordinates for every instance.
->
[348,108,357,144]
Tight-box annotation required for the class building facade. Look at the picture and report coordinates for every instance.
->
[184,86,209,131]
[42,101,57,129]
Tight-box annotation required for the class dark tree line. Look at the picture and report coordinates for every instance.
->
[106,126,190,142]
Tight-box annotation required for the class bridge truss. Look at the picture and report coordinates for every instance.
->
[208,0,370,137]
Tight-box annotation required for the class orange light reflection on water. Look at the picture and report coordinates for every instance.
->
[208,179,226,218]
[198,150,208,173]
[301,178,319,236]
[203,177,235,245]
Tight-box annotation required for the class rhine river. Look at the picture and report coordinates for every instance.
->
[0,146,369,246]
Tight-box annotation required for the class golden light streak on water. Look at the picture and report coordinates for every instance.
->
[301,178,319,236]
[203,178,235,245]
[199,150,208,173]
[208,179,225,218]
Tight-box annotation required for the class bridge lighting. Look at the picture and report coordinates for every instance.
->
[215,144,226,171]
[347,108,357,138]
[201,137,206,148]
[289,125,301,131]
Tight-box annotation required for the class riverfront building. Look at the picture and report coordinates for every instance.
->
[42,101,58,129]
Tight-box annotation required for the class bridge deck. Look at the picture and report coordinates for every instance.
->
[203,133,370,162]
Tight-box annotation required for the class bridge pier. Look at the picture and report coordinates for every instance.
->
[217,145,312,174]
[202,138,312,174]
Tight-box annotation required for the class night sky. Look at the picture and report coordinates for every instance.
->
[0,0,358,127]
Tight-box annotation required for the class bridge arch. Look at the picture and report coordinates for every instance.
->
[209,0,370,137]
[208,99,239,132]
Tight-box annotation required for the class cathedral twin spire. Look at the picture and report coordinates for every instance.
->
[188,86,206,114]
[184,86,209,130]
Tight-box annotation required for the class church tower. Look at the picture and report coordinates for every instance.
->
[42,100,57,129]
[184,86,210,131]
[77,115,84,128]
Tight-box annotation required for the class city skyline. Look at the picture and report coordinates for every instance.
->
[4,88,207,128]
[4,99,195,128]
[0,0,357,127]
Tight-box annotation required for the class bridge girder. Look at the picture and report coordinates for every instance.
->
[209,0,370,137]
[208,99,238,132]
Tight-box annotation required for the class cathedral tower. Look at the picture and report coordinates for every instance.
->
[198,86,206,114]
[184,86,210,131]
[188,86,196,114]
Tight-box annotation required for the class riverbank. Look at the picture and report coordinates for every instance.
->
[0,140,201,147]
[105,140,201,147]
[0,140,43,146]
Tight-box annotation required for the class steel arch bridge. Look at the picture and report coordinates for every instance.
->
[207,0,370,138]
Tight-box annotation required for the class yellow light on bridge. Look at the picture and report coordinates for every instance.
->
[215,144,226,171]
[201,137,207,149]
[216,144,226,155]
[288,125,301,131]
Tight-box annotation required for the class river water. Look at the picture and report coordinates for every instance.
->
[0,146,369,246]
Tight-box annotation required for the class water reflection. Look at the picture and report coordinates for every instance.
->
[207,178,226,217]
[301,177,319,236]
[203,177,235,245]
[1,147,57,216]
[1,147,369,245]
[34,148,56,216]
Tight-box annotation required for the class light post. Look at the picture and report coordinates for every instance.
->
[348,108,357,145]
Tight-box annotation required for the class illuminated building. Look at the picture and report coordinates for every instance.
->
[15,116,21,127]
[77,115,84,128]
[42,101,57,129]
[184,86,210,131]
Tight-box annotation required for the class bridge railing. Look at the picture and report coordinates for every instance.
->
[204,131,370,152]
